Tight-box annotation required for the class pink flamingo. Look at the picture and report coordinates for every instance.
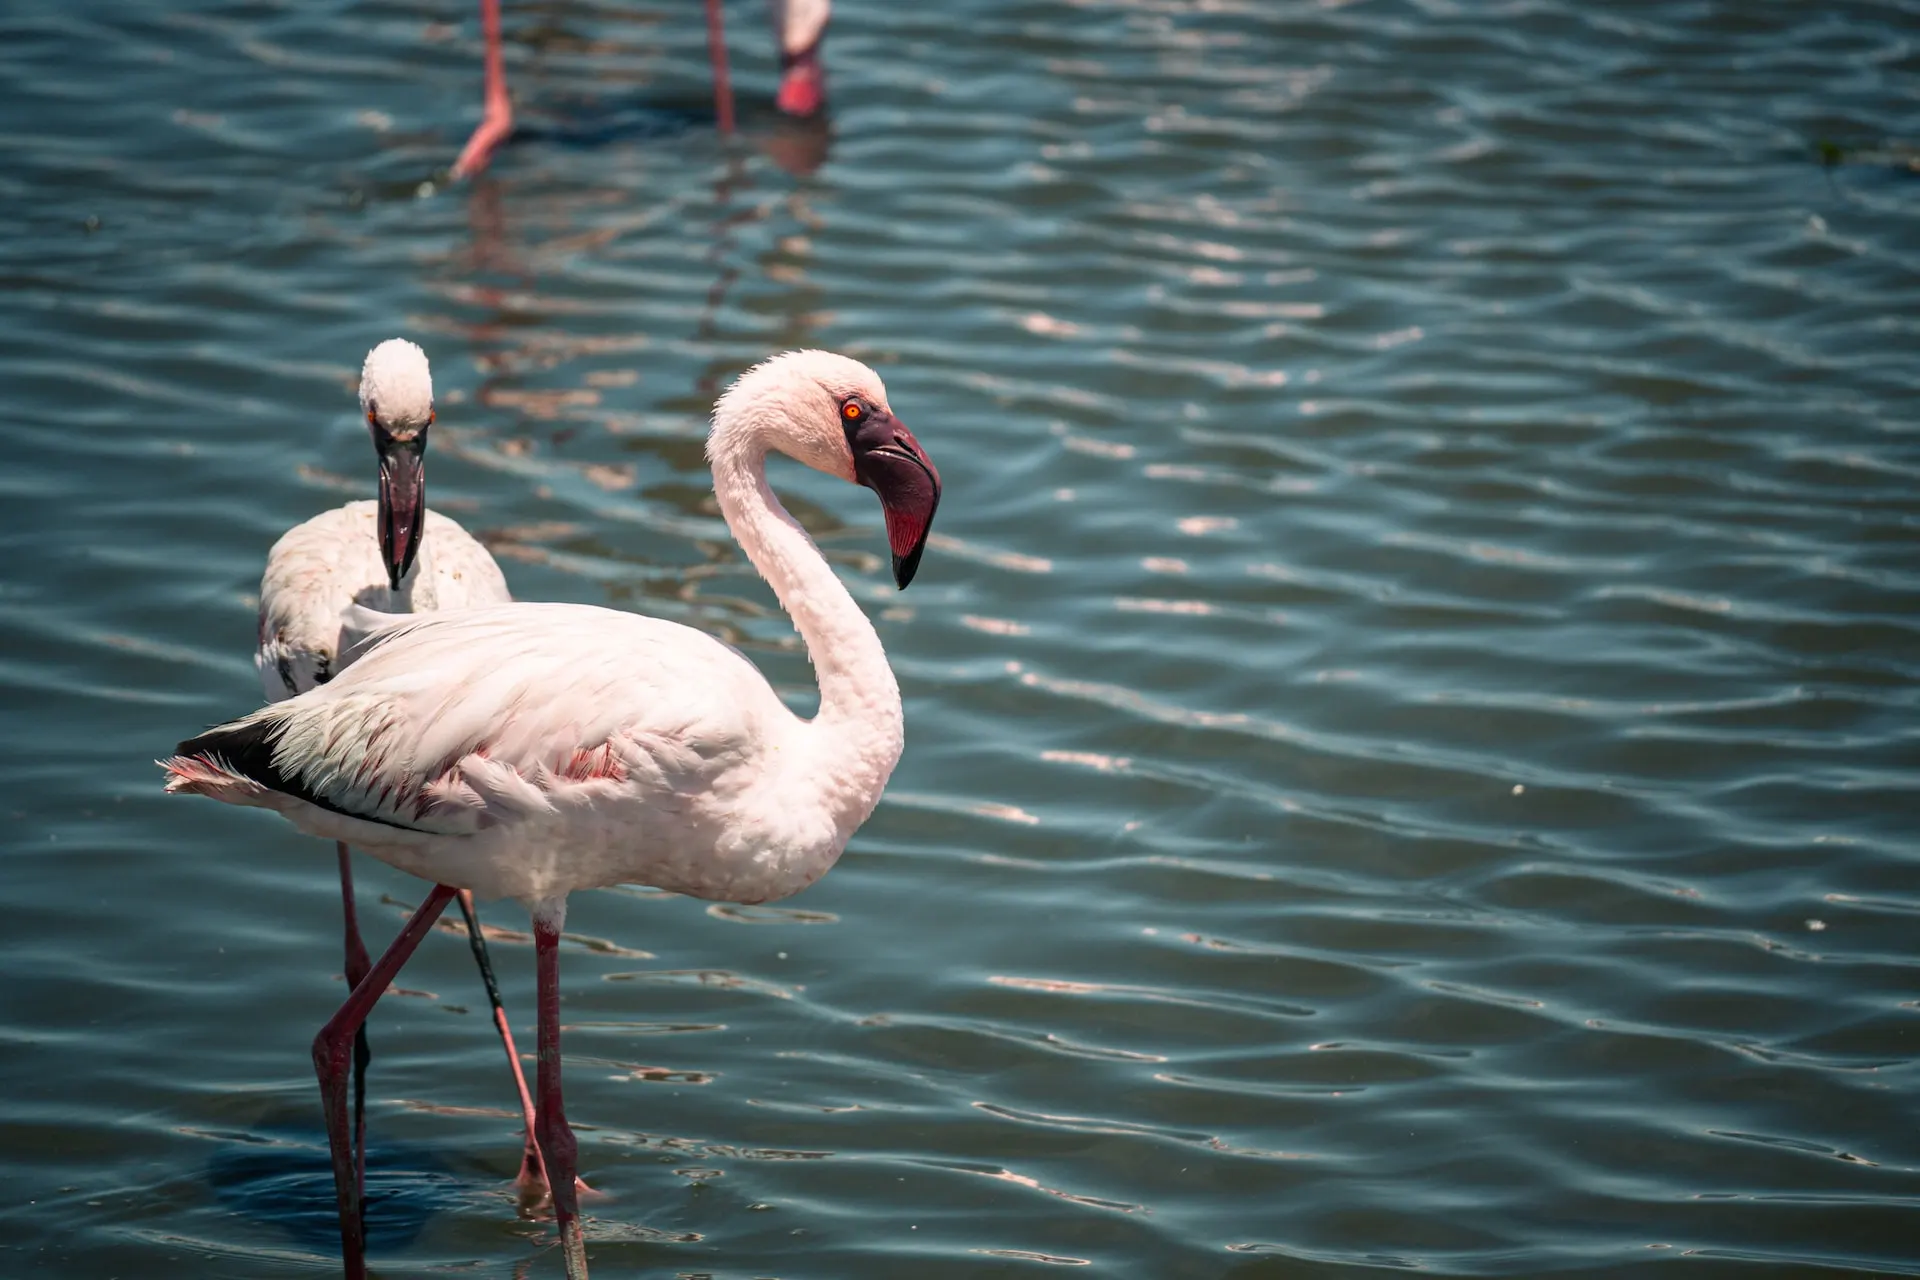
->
[164,350,940,1278]
[453,0,834,178]
[256,339,560,1204]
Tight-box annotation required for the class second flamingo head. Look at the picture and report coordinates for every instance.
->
[358,338,435,591]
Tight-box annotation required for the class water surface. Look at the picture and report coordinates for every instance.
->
[2,1,1918,1276]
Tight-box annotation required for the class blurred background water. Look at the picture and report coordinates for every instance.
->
[2,0,1919,1276]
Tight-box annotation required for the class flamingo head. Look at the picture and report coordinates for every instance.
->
[771,0,829,117]
[715,349,942,589]
[358,338,434,591]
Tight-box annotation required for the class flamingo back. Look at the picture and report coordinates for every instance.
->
[256,500,510,701]
[178,602,833,904]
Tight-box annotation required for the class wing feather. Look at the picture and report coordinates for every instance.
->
[189,602,788,838]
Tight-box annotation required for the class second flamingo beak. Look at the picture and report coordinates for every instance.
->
[852,420,941,589]
[376,433,427,591]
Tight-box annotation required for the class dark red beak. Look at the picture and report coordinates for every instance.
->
[850,414,940,589]
[375,432,427,591]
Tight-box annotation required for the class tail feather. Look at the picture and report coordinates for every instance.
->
[162,710,304,810]
[159,751,277,803]
[164,708,424,832]
[176,712,289,788]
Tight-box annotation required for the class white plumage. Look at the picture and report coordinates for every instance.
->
[164,349,944,1279]
[177,349,936,906]
[258,338,509,699]
[257,501,509,698]
[243,602,830,903]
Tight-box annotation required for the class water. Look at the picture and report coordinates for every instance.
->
[3,0,1918,1275]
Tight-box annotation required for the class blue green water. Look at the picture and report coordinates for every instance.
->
[3,1,1919,1275]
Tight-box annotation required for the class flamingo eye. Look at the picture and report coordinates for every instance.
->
[842,399,866,424]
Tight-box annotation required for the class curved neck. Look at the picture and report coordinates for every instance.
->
[708,419,903,832]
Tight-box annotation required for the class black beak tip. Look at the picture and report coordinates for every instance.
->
[892,546,924,590]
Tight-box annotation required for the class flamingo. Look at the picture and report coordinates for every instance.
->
[163,349,941,1279]
[255,338,555,1207]
[452,0,833,179]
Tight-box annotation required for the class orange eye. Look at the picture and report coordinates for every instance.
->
[842,400,864,422]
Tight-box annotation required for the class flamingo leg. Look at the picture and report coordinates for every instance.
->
[453,0,514,179]
[704,0,735,135]
[313,883,458,1280]
[335,841,374,1204]
[533,906,589,1277]
[453,889,550,1201]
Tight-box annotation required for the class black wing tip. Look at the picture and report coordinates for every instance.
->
[174,715,331,812]
[177,717,281,776]
[176,712,427,834]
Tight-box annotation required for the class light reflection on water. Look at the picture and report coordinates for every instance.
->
[1,0,1918,1276]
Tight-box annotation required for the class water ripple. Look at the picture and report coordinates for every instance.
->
[2,0,1918,1275]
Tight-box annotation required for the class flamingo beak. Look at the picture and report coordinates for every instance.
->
[375,432,427,591]
[852,417,941,589]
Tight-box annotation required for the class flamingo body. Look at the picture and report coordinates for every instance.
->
[195,600,853,905]
[257,500,510,701]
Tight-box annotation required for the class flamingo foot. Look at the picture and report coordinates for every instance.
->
[453,104,514,180]
[776,46,826,118]
[513,1148,595,1204]
[514,1144,547,1208]
[515,1170,603,1216]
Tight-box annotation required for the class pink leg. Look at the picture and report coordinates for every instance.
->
[335,842,373,1203]
[704,0,735,135]
[453,889,549,1200]
[534,905,589,1277]
[313,883,458,1280]
[453,0,514,178]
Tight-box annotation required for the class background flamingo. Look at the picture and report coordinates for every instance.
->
[453,0,834,178]
[165,349,940,1279]
[254,339,553,1206]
